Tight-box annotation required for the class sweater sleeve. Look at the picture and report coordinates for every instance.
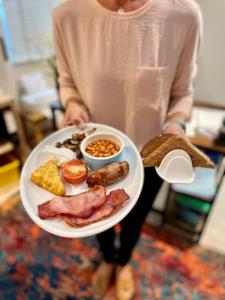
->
[167,10,202,119]
[53,11,83,107]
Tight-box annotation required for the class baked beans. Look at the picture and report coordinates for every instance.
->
[85,140,120,158]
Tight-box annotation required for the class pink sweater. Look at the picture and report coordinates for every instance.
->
[54,0,202,148]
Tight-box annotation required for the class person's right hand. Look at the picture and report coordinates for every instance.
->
[60,101,89,129]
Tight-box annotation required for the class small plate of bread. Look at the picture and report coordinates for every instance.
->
[141,134,215,184]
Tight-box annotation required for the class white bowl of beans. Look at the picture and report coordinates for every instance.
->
[80,132,124,170]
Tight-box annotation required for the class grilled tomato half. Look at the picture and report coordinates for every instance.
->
[62,159,88,184]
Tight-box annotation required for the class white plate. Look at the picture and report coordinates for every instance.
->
[20,123,144,238]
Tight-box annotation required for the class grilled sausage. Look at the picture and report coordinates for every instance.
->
[86,161,129,187]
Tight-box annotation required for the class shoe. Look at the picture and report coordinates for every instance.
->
[115,264,135,300]
[92,260,115,299]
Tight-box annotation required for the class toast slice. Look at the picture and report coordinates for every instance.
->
[141,134,173,158]
[141,134,215,168]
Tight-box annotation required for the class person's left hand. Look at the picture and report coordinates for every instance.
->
[163,123,185,137]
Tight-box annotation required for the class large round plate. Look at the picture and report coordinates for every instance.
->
[20,123,144,238]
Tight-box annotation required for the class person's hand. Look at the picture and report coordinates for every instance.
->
[60,101,89,129]
[163,123,185,136]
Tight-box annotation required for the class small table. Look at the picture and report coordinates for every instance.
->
[190,134,225,154]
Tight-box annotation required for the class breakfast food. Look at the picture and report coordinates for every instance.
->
[141,134,172,158]
[41,146,75,166]
[56,128,96,158]
[63,189,129,226]
[38,186,129,227]
[141,134,215,168]
[38,185,106,220]
[62,159,88,184]
[85,139,120,157]
[86,161,129,187]
[28,127,133,229]
[31,160,65,196]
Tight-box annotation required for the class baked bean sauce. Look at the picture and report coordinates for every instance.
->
[85,140,120,158]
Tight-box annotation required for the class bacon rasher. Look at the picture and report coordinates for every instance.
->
[63,189,129,226]
[38,186,106,220]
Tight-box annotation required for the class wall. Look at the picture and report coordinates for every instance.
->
[200,175,225,255]
[194,0,225,106]
[0,30,14,97]
[1,1,225,107]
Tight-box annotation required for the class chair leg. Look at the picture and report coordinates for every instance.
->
[32,122,43,144]
[20,115,30,146]
[20,112,46,146]
[162,185,172,225]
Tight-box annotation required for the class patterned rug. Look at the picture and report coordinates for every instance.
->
[0,202,225,300]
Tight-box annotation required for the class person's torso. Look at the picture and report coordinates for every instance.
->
[55,0,198,148]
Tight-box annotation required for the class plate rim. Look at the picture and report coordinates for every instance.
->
[20,123,144,238]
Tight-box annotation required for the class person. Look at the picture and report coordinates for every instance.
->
[53,0,202,298]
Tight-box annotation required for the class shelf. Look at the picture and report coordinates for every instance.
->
[189,133,225,154]
[0,96,13,110]
[0,141,14,155]
[0,182,20,206]
[0,95,30,163]
[165,216,205,235]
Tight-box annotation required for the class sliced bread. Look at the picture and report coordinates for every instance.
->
[141,134,215,169]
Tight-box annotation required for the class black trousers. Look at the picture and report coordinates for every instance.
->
[97,167,162,266]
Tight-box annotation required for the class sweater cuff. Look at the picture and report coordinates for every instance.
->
[167,95,193,119]
[60,86,84,107]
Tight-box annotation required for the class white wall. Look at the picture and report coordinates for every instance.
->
[0,30,16,97]
[194,0,225,106]
[200,176,225,255]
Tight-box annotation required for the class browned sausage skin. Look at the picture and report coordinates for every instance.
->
[86,161,129,187]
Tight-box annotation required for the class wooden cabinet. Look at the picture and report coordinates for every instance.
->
[0,96,28,208]
[0,96,29,162]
